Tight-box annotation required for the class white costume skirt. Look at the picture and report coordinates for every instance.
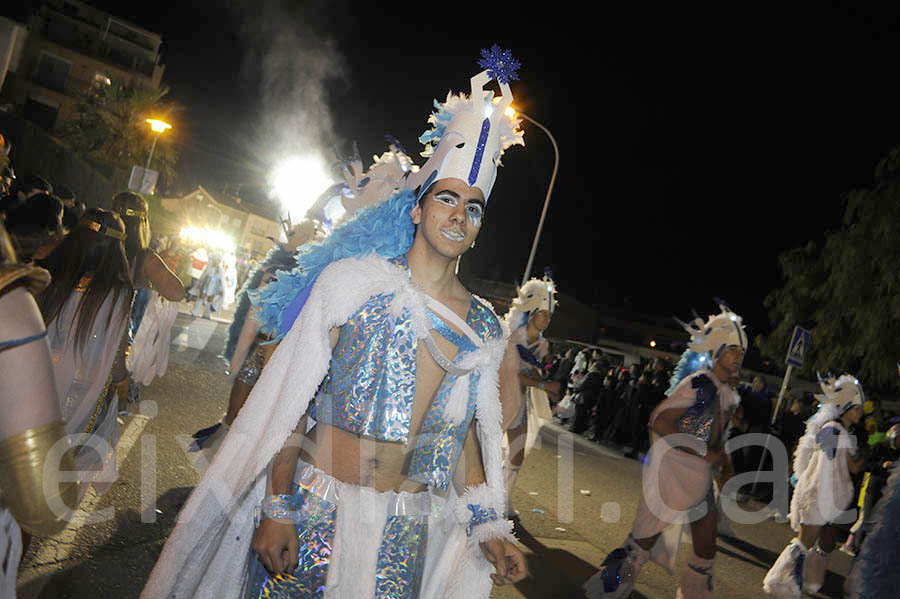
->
[243,461,440,599]
[632,435,714,573]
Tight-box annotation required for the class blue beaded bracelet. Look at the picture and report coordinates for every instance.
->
[465,503,498,537]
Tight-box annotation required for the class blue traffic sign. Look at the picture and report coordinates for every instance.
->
[786,326,811,368]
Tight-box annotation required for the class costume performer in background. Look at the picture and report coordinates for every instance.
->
[0,220,77,598]
[585,302,747,599]
[763,374,865,598]
[190,254,225,319]
[192,141,415,455]
[500,274,561,518]
[142,46,528,599]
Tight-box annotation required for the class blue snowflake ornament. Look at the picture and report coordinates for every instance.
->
[478,45,521,84]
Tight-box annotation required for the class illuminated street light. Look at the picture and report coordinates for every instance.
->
[506,106,560,287]
[271,155,332,223]
[145,118,172,171]
[650,340,657,348]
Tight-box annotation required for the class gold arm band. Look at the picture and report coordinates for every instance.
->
[0,420,78,537]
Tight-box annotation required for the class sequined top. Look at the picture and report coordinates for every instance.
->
[309,262,503,489]
[675,373,737,450]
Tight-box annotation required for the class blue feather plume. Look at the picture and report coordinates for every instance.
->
[251,187,417,339]
[666,349,710,395]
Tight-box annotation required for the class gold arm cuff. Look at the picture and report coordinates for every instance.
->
[0,420,78,537]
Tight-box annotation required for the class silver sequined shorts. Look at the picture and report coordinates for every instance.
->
[244,461,436,599]
[237,342,266,386]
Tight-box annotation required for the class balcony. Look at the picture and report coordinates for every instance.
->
[36,9,159,78]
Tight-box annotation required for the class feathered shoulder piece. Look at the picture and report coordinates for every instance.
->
[251,187,417,339]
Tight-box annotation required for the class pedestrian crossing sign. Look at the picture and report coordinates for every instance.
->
[786,326,811,368]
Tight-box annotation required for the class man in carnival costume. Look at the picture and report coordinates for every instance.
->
[584,301,747,599]
[501,272,562,517]
[764,374,865,598]
[142,46,528,599]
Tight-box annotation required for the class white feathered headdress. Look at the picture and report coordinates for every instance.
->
[405,45,524,204]
[506,274,557,330]
[814,373,864,414]
[676,299,748,358]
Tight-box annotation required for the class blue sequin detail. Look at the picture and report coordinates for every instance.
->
[245,485,336,599]
[676,374,719,443]
[310,293,417,443]
[465,504,498,537]
[467,118,491,187]
[599,547,629,593]
[407,297,501,490]
[478,45,522,84]
[426,309,477,354]
[374,515,428,598]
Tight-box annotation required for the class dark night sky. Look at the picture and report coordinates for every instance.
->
[24,2,900,337]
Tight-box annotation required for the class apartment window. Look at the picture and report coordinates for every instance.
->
[35,53,71,94]
[23,96,60,131]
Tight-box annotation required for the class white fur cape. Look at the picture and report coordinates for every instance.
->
[141,253,511,599]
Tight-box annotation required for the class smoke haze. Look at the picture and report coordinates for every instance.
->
[230,0,347,171]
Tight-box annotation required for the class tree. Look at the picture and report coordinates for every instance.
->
[57,81,180,187]
[759,147,900,389]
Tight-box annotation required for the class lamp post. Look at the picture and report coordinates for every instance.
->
[506,106,559,287]
[144,118,172,170]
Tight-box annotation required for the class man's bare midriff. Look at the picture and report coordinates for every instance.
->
[300,332,462,494]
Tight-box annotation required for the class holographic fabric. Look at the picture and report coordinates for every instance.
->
[245,486,337,599]
[407,297,500,490]
[237,341,265,385]
[465,504,498,537]
[310,292,418,443]
[374,515,429,599]
[676,374,719,444]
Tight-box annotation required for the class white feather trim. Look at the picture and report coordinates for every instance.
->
[445,373,471,425]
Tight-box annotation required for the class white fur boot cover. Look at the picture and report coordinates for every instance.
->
[763,538,806,598]
[676,554,714,599]
[583,535,650,599]
[802,544,827,594]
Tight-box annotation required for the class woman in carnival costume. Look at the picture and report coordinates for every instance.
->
[501,273,562,517]
[584,302,747,599]
[142,46,528,599]
[37,209,134,502]
[763,374,865,598]
[0,220,77,598]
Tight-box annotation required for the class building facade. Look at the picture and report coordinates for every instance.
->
[160,186,285,260]
[0,0,164,131]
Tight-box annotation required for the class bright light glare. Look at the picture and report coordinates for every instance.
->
[146,118,172,133]
[504,106,517,119]
[180,226,234,252]
[271,155,332,220]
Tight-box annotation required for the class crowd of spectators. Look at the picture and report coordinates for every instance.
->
[543,346,855,498]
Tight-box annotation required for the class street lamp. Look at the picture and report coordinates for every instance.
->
[145,118,172,171]
[506,106,559,287]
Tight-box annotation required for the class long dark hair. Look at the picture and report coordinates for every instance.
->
[111,191,150,267]
[37,208,133,353]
